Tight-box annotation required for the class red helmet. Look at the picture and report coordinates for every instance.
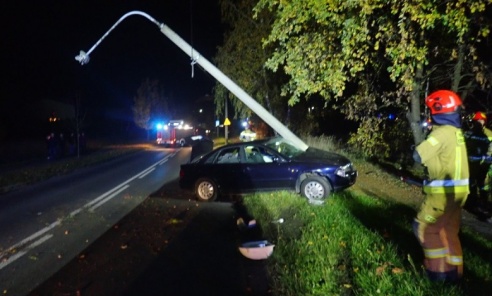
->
[472,111,487,122]
[425,90,462,115]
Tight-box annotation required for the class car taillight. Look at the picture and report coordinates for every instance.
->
[179,169,185,178]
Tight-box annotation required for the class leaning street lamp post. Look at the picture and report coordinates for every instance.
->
[75,11,308,151]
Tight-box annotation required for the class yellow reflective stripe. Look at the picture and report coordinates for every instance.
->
[427,136,439,146]
[447,256,463,265]
[424,178,469,194]
[424,248,448,259]
[455,147,462,180]
[423,185,469,194]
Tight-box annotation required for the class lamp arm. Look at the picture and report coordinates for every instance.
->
[75,10,308,151]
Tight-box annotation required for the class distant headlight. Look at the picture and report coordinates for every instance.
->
[335,163,354,178]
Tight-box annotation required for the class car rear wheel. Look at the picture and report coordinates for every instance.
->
[195,178,218,202]
[300,175,331,202]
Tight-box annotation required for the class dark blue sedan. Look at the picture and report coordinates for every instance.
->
[179,137,357,202]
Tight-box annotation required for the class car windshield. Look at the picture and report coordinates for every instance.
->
[263,137,305,159]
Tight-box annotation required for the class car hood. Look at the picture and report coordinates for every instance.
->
[292,147,351,165]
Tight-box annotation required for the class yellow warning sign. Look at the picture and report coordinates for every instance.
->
[224,118,231,126]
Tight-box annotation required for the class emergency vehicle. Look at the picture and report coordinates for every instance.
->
[156,120,196,147]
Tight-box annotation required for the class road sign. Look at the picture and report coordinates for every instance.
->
[224,118,231,126]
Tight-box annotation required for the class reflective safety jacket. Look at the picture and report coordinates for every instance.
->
[485,127,492,156]
[416,125,470,196]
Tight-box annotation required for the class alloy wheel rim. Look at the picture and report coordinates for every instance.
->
[305,182,324,199]
[199,182,214,200]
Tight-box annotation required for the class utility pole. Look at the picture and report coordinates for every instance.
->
[75,11,308,151]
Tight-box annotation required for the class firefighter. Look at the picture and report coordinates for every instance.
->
[471,112,492,190]
[412,90,469,282]
[464,111,492,217]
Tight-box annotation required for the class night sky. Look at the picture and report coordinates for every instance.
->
[1,0,223,139]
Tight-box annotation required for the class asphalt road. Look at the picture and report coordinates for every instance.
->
[30,194,271,296]
[0,147,188,295]
[1,146,271,296]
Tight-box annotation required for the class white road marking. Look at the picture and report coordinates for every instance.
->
[138,168,155,179]
[0,151,178,270]
[0,220,60,260]
[0,234,53,270]
[88,184,130,212]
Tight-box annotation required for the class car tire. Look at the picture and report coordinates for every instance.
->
[300,175,332,201]
[195,178,218,202]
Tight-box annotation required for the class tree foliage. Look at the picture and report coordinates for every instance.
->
[254,0,491,157]
[215,0,282,121]
[215,0,327,134]
[132,78,170,138]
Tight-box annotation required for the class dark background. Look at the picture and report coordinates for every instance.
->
[1,0,223,141]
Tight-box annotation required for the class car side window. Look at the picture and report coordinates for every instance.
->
[245,146,275,163]
[245,146,264,163]
[216,147,240,163]
[258,146,276,163]
[203,151,218,164]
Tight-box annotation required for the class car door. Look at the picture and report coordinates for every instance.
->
[212,146,245,194]
[242,145,296,191]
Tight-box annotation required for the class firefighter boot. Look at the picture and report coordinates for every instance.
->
[444,269,460,284]
[425,270,448,282]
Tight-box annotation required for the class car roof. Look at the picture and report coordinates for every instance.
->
[221,137,272,148]
[188,136,306,163]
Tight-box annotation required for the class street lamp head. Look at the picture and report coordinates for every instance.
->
[74,11,161,67]
[75,50,90,65]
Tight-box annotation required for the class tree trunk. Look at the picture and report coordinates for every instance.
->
[451,43,464,93]
[408,61,426,145]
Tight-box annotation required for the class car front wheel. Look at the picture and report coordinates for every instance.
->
[300,175,331,202]
[195,178,218,202]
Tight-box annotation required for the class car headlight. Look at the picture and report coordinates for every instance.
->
[335,163,353,178]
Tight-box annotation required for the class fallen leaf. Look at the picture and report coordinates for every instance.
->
[167,219,182,225]
[376,264,387,275]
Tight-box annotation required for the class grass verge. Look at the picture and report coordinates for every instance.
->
[239,135,492,295]
[241,191,492,295]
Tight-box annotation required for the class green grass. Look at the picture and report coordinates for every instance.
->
[237,135,492,295]
[241,191,492,295]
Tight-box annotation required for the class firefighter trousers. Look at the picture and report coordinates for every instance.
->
[413,193,467,280]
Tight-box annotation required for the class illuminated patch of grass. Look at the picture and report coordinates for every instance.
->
[242,191,492,295]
